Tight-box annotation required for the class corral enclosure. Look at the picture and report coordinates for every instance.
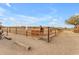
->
[2,26,62,37]
[0,26,64,54]
[2,27,27,35]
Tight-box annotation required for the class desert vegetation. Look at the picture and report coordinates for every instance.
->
[66,15,79,33]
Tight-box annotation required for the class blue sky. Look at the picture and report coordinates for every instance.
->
[0,3,79,28]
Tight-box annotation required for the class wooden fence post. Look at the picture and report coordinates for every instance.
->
[26,30,27,36]
[29,27,31,36]
[15,27,17,34]
[48,27,50,43]
[7,27,8,36]
[55,29,56,36]
[9,27,11,32]
[25,28,27,37]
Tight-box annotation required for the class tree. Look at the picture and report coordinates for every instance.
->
[66,15,79,28]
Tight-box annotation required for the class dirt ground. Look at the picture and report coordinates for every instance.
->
[0,30,79,55]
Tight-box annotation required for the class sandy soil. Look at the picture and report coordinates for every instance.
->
[0,30,79,55]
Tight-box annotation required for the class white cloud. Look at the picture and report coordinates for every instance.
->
[0,7,68,27]
[0,6,60,26]
[52,19,58,22]
[6,3,11,7]
[16,15,41,25]
[48,19,58,26]
[1,14,70,27]
[15,14,60,26]
[0,7,6,16]
[0,12,64,27]
[0,19,4,22]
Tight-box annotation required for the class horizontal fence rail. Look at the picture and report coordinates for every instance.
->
[2,27,63,42]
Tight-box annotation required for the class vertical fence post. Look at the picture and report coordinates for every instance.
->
[26,30,27,36]
[15,27,17,34]
[48,27,50,43]
[25,27,27,37]
[7,27,8,36]
[9,27,11,32]
[40,26,44,40]
[29,27,31,37]
[55,29,56,36]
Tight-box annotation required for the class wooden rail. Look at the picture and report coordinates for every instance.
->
[2,27,62,42]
